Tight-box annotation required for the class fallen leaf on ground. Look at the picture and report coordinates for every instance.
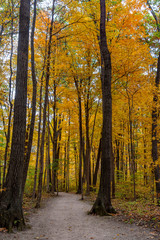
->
[0,228,7,232]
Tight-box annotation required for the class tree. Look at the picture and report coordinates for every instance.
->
[147,0,160,205]
[90,0,115,215]
[0,0,30,231]
[22,0,37,193]
[36,0,56,208]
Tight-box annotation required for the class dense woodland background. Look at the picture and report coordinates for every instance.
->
[0,0,160,231]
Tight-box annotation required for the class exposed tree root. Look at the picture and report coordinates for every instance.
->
[89,197,116,216]
[0,205,25,233]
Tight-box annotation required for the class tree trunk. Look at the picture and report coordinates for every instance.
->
[75,78,83,195]
[147,0,160,206]
[115,139,120,183]
[52,80,58,193]
[120,138,124,180]
[56,117,62,194]
[93,138,102,187]
[128,97,136,200]
[66,112,70,192]
[64,143,66,190]
[32,33,48,199]
[0,0,30,231]
[74,144,78,189]
[35,67,49,208]
[111,148,115,199]
[22,0,37,193]
[84,53,91,194]
[152,52,160,205]
[35,0,55,208]
[46,102,51,192]
[90,0,115,215]
[85,88,91,195]
[32,76,43,199]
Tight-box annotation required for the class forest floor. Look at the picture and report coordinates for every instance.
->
[0,192,160,240]
[88,193,160,233]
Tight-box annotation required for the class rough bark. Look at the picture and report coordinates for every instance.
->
[90,0,115,215]
[0,0,30,231]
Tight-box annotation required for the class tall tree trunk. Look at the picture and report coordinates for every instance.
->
[115,139,120,183]
[56,117,62,194]
[128,97,136,200]
[74,144,78,189]
[147,0,160,206]
[54,115,62,194]
[143,128,147,186]
[85,86,90,195]
[84,52,91,194]
[120,137,124,180]
[66,111,70,192]
[75,78,83,195]
[152,52,160,205]
[46,102,51,192]
[90,0,115,215]
[35,0,55,208]
[93,138,102,187]
[32,76,43,199]
[32,33,48,199]
[64,143,66,190]
[52,80,58,192]
[111,148,115,199]
[22,0,37,193]
[0,0,30,231]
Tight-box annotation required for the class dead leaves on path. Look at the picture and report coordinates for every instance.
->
[0,228,7,233]
[34,236,48,240]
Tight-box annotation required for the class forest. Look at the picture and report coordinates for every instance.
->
[0,0,160,233]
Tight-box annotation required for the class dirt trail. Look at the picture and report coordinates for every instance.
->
[0,192,159,240]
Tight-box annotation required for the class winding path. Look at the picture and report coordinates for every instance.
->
[0,192,159,240]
